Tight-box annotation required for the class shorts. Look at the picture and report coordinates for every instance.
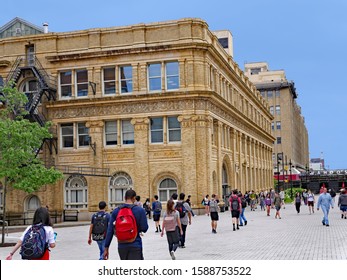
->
[340,205,347,212]
[210,212,219,221]
[153,213,161,221]
[308,201,314,207]
[231,210,240,218]
[275,206,281,211]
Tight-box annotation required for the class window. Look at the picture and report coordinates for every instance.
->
[148,63,161,91]
[27,195,40,211]
[218,37,228,48]
[78,123,90,147]
[105,121,117,145]
[61,123,74,148]
[122,120,134,145]
[60,71,72,98]
[76,69,88,97]
[275,90,280,97]
[103,67,116,95]
[269,106,274,115]
[271,122,274,130]
[109,172,133,208]
[165,62,179,90]
[120,66,133,93]
[150,117,164,143]
[267,90,273,99]
[168,116,181,142]
[250,68,261,75]
[277,137,282,144]
[65,175,88,209]
[275,105,281,115]
[158,178,177,201]
[276,121,281,130]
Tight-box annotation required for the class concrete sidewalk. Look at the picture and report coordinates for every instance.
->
[1,200,346,260]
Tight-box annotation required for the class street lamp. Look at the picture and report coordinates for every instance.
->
[277,152,283,193]
[289,159,293,199]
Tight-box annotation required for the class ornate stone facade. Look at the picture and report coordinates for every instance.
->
[0,18,274,219]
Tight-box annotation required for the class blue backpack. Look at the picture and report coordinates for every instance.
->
[20,224,47,259]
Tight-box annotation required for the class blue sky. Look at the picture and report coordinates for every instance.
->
[2,0,346,169]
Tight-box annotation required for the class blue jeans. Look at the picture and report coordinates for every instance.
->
[97,240,106,260]
[321,206,330,225]
[240,208,247,225]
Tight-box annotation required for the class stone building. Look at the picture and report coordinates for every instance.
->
[0,18,274,220]
[244,62,309,172]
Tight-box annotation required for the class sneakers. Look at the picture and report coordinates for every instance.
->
[326,224,329,227]
[245,221,247,226]
[212,229,217,234]
[170,251,176,260]
[322,221,325,226]
[342,214,344,219]
[239,224,243,226]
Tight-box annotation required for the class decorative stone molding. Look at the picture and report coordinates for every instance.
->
[131,117,149,131]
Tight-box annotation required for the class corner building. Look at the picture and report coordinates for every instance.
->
[0,18,274,219]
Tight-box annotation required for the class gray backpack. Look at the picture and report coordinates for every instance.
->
[209,200,218,213]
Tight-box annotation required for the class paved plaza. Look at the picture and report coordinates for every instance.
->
[1,196,346,260]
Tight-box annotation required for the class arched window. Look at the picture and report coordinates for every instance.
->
[109,172,133,208]
[64,175,88,209]
[27,195,40,211]
[158,178,177,201]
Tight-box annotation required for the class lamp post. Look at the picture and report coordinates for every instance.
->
[305,164,309,190]
[277,152,283,193]
[289,159,293,199]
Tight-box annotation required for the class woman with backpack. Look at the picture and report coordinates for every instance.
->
[161,199,183,260]
[6,207,56,260]
[295,192,302,214]
[143,198,152,219]
[265,193,272,216]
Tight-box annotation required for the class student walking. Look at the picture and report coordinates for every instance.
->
[265,193,272,216]
[144,198,152,219]
[295,192,302,214]
[229,190,241,231]
[274,192,282,219]
[6,207,56,260]
[152,195,162,233]
[338,188,347,219]
[161,199,183,260]
[208,194,219,233]
[88,201,110,260]
[203,194,210,216]
[239,193,248,226]
[176,193,192,248]
[103,190,149,260]
[307,190,315,214]
[317,187,334,227]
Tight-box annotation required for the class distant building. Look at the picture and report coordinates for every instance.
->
[0,18,274,220]
[310,157,325,171]
[244,62,309,172]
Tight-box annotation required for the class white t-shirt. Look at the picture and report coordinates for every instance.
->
[20,224,55,245]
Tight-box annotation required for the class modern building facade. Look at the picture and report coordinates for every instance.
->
[0,18,274,220]
[244,62,309,173]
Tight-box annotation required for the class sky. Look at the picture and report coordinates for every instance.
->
[1,0,346,169]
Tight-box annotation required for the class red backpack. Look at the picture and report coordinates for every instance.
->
[115,205,138,243]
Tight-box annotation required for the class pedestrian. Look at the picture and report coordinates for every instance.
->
[317,187,334,227]
[134,195,143,208]
[6,207,56,260]
[203,194,210,216]
[152,195,162,232]
[279,189,285,209]
[294,192,302,214]
[302,189,308,205]
[259,192,265,211]
[307,190,315,214]
[229,190,241,231]
[161,199,183,260]
[337,188,347,219]
[270,189,275,208]
[274,192,282,219]
[239,193,248,226]
[265,193,272,216]
[88,201,110,260]
[185,195,195,216]
[329,188,336,203]
[103,189,149,260]
[249,190,257,211]
[143,198,151,219]
[208,194,219,233]
[176,193,192,248]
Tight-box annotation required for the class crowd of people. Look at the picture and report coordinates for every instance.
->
[5,186,347,261]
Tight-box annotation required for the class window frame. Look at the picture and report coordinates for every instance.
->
[148,63,162,92]
[61,123,74,149]
[59,71,72,98]
[103,67,116,95]
[119,65,133,94]
[165,61,179,91]
[75,69,89,98]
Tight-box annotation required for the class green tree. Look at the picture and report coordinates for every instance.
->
[0,83,63,244]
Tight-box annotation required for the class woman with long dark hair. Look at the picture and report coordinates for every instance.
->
[6,207,56,260]
[161,199,183,260]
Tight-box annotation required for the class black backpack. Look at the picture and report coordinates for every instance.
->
[20,224,47,259]
[175,201,187,218]
[92,212,108,241]
[241,198,247,208]
[231,197,239,211]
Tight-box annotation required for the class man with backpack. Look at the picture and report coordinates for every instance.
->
[175,193,192,248]
[208,194,219,233]
[152,195,162,233]
[103,190,148,260]
[239,193,248,227]
[88,201,110,260]
[229,189,242,231]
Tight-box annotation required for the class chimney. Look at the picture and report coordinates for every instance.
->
[43,23,49,34]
